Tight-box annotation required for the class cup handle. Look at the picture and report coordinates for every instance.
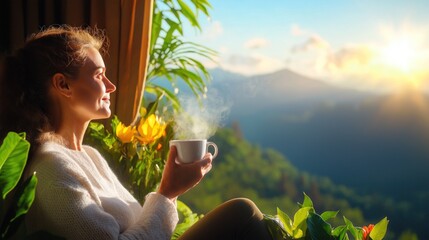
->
[206,142,218,159]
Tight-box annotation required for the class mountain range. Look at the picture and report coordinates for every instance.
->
[205,68,429,201]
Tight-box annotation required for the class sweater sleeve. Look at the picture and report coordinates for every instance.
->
[122,192,179,240]
[26,151,179,240]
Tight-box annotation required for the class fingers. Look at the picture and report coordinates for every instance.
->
[167,146,178,166]
[169,145,177,160]
[195,153,213,174]
[195,153,212,167]
[176,154,212,175]
[202,162,212,174]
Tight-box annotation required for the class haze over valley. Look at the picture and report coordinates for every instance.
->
[207,68,429,200]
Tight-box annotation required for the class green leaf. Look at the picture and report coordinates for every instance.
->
[292,207,313,238]
[163,19,181,49]
[177,200,201,223]
[102,135,116,150]
[292,220,306,238]
[277,207,293,235]
[150,11,163,53]
[301,193,314,208]
[263,214,289,240]
[306,213,335,240]
[343,216,360,239]
[145,85,181,110]
[369,217,389,240]
[88,122,107,139]
[11,172,38,222]
[190,0,212,16]
[293,207,312,229]
[1,172,37,238]
[172,201,202,239]
[0,132,30,199]
[177,0,200,30]
[321,211,339,221]
[332,225,348,239]
[111,115,120,130]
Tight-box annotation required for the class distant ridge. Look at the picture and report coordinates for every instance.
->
[208,67,370,116]
[207,67,429,200]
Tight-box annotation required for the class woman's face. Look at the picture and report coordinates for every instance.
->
[67,47,116,121]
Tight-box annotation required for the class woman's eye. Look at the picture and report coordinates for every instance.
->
[95,68,106,79]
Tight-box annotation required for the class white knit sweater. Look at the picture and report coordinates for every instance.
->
[25,141,179,240]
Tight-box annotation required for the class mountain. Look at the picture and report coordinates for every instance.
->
[208,68,370,116]
[206,68,429,200]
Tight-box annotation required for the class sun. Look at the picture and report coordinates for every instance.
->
[381,37,417,73]
[372,27,429,91]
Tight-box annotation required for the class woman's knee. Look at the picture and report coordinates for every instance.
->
[223,198,263,219]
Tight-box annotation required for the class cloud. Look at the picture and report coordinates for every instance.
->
[288,29,381,82]
[320,43,429,93]
[325,45,376,73]
[288,22,429,92]
[291,35,330,53]
[244,38,269,49]
[220,53,285,76]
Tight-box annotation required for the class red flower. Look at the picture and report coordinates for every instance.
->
[362,224,374,240]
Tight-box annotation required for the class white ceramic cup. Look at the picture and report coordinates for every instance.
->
[169,139,218,164]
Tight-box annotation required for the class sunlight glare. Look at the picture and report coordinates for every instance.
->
[381,37,417,73]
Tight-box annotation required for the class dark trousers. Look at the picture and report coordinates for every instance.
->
[179,198,272,240]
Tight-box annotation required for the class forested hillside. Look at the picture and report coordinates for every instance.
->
[180,127,424,239]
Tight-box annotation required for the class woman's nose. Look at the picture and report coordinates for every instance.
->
[104,76,116,93]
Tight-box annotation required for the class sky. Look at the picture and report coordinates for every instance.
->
[183,0,429,93]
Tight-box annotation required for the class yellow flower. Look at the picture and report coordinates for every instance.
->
[135,114,166,144]
[115,122,136,143]
[139,107,147,117]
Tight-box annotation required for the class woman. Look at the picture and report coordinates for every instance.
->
[0,26,272,240]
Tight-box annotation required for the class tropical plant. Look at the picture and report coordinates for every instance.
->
[146,0,217,110]
[0,132,37,239]
[86,100,172,202]
[264,193,389,240]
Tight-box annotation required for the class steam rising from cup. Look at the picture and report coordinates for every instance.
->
[174,94,231,140]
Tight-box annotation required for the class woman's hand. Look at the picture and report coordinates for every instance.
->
[157,146,213,201]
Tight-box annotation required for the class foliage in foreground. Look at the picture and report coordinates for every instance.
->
[265,193,388,240]
[0,132,37,239]
[147,0,216,110]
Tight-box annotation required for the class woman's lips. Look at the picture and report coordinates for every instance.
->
[102,97,110,103]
